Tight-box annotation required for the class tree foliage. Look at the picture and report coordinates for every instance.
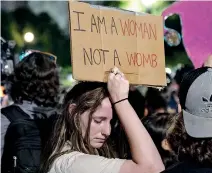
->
[1,7,71,67]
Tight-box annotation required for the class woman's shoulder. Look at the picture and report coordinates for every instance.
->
[54,150,84,164]
[48,151,84,173]
[49,150,125,173]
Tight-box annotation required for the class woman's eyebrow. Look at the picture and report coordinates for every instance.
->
[93,116,107,120]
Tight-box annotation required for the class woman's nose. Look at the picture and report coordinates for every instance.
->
[102,123,111,137]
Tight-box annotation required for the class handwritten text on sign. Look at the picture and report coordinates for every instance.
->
[69,2,166,86]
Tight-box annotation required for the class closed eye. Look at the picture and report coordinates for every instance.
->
[93,117,108,124]
[94,119,102,124]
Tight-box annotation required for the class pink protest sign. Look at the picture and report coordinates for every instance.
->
[162,1,212,68]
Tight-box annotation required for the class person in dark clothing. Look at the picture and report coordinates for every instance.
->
[1,50,60,172]
[164,161,212,173]
[162,67,212,173]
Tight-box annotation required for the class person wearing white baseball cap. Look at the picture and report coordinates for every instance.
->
[162,67,212,173]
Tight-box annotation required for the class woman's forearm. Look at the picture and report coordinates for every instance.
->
[114,100,164,171]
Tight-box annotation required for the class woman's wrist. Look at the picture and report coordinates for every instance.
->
[110,93,129,104]
[112,98,128,106]
[113,99,129,110]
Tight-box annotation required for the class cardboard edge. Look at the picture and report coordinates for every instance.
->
[74,1,153,17]
[159,15,167,86]
[68,1,77,80]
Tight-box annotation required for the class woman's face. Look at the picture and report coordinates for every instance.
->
[80,97,113,148]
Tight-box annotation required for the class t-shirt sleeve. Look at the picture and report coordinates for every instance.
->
[53,151,125,173]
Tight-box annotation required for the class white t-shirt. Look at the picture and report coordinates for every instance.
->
[48,151,125,173]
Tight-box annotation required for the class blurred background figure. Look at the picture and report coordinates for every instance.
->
[145,88,168,116]
[0,86,9,108]
[1,50,60,173]
[1,37,16,108]
[142,112,178,168]
[162,67,212,172]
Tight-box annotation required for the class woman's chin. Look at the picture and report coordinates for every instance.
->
[91,142,104,149]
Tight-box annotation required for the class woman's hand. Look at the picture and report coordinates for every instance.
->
[107,67,129,103]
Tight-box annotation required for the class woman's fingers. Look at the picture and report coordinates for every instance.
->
[111,67,119,74]
[108,67,129,103]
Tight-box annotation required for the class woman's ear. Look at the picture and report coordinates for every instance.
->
[68,104,76,115]
[161,139,171,151]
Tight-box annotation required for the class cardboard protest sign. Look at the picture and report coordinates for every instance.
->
[69,1,166,86]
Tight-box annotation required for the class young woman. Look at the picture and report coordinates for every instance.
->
[40,67,164,173]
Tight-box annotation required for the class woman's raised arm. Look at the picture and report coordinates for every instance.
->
[108,67,165,173]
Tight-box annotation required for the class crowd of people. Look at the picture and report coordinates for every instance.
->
[1,51,212,173]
